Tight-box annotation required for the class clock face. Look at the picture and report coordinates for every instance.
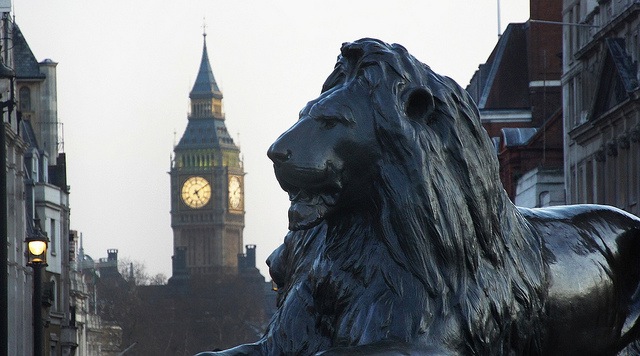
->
[181,176,211,209]
[228,175,243,211]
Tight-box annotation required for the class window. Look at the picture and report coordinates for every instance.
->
[606,154,616,205]
[567,81,576,127]
[577,165,585,203]
[50,278,58,311]
[619,145,628,207]
[19,86,31,111]
[49,339,57,356]
[570,167,577,204]
[596,158,605,204]
[585,160,594,203]
[50,219,57,255]
[563,9,572,66]
[31,153,39,182]
[41,155,49,183]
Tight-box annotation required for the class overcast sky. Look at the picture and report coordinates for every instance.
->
[13,0,530,279]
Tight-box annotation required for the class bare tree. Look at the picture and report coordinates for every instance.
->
[118,258,151,286]
[149,273,168,285]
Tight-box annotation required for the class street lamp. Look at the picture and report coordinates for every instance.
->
[26,230,48,266]
[26,222,48,356]
[0,49,14,355]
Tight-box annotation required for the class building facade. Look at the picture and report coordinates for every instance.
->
[14,20,79,354]
[12,14,115,356]
[466,0,565,207]
[169,32,245,279]
[71,233,124,356]
[0,11,79,355]
[563,0,640,215]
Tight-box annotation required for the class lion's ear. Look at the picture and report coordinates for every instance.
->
[404,88,435,123]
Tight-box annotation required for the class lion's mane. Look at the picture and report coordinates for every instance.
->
[265,39,548,354]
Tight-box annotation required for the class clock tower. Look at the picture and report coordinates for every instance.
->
[169,32,245,278]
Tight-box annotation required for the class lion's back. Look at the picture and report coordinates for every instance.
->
[521,204,640,354]
[519,204,640,255]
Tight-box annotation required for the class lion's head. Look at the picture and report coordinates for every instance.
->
[267,38,547,353]
[269,38,505,236]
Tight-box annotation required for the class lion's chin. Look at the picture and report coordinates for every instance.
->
[288,202,328,231]
[287,191,338,231]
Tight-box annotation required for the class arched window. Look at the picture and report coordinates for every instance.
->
[19,86,31,111]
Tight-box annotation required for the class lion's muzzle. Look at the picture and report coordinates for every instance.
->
[268,133,343,231]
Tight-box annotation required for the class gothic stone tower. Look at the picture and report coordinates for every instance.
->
[170,33,244,278]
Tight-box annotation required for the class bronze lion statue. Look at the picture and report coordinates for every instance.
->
[196,38,640,355]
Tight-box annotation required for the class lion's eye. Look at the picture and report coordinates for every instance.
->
[317,116,344,129]
[405,88,435,122]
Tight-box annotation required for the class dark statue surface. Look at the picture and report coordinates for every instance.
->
[196,38,640,355]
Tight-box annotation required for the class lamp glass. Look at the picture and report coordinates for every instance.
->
[28,240,47,257]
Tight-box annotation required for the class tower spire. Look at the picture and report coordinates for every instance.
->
[190,29,222,101]
[202,17,207,37]
[189,28,224,120]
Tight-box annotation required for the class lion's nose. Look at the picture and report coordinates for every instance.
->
[267,143,292,164]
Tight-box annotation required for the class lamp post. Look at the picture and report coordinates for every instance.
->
[0,50,14,356]
[26,223,48,356]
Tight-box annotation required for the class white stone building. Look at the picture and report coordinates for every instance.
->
[563,0,640,214]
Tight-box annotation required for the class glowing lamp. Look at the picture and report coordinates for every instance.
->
[26,232,48,266]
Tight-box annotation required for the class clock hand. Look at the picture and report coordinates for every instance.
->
[195,182,210,197]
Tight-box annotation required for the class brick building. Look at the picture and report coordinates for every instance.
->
[466,0,565,207]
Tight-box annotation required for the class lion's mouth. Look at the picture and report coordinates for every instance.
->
[271,160,343,230]
[286,187,340,231]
